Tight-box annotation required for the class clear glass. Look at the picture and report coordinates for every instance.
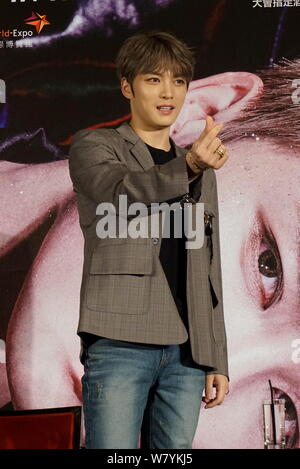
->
[263,398,286,449]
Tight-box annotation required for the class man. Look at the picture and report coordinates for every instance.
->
[68,30,230,449]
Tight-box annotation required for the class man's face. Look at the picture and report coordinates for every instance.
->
[124,68,188,130]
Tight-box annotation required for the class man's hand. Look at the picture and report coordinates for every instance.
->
[187,115,229,171]
[202,374,229,409]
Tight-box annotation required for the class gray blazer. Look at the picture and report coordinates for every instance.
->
[68,121,229,381]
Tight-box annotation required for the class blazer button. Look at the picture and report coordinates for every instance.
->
[152,238,159,245]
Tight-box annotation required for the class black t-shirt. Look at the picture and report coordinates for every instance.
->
[144,140,188,330]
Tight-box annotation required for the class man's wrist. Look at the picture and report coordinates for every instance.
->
[185,151,205,180]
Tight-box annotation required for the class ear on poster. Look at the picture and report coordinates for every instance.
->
[170,71,263,146]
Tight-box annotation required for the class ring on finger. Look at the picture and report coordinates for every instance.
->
[215,144,226,159]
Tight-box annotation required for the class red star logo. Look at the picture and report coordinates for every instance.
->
[24,11,50,34]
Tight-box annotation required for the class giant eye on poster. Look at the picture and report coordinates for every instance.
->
[0,0,299,450]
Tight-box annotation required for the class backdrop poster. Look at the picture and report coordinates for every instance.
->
[0,0,299,449]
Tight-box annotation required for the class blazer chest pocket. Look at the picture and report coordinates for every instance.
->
[85,241,154,315]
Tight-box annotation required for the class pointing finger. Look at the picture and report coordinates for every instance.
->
[201,122,224,147]
[203,115,214,135]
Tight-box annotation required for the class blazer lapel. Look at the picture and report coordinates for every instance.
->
[115,121,154,170]
[115,120,203,201]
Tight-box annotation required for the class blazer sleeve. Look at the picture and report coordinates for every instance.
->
[68,128,190,209]
[205,170,230,382]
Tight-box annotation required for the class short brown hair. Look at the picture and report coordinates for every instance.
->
[220,57,300,152]
[115,30,196,90]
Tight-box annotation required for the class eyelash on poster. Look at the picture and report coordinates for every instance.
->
[256,219,284,310]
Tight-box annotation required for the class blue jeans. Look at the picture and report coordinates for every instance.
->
[81,337,206,449]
